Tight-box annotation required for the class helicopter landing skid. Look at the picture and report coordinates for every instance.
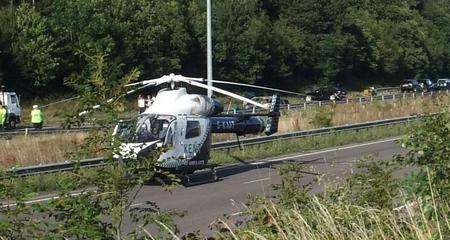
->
[178,164,219,187]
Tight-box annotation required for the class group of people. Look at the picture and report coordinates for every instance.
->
[0,102,44,130]
[137,94,155,114]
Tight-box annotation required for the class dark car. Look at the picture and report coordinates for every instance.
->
[400,79,423,92]
[432,78,450,90]
[306,87,347,102]
[417,79,434,92]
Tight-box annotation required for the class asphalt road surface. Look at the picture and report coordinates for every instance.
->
[124,137,404,237]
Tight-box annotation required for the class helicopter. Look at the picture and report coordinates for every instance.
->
[83,73,303,174]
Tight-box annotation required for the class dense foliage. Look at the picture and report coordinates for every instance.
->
[0,0,449,96]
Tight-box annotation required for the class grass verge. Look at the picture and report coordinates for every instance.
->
[1,122,412,197]
[0,133,85,167]
[210,122,410,165]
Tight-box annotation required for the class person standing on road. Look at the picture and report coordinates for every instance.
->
[138,94,146,114]
[0,102,6,130]
[31,105,44,129]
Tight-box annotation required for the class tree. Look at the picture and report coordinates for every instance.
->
[11,3,60,90]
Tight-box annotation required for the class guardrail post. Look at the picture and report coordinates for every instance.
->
[412,92,415,99]
[252,106,255,114]
[403,93,406,99]
[304,102,307,110]
[318,101,322,107]
[346,98,349,104]
[359,97,362,104]
[287,104,290,110]
[381,95,385,101]
[25,128,28,136]
[393,94,395,101]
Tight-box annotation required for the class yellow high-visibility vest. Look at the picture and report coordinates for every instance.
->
[0,108,6,125]
[31,109,44,123]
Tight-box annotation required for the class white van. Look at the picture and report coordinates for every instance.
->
[0,91,22,128]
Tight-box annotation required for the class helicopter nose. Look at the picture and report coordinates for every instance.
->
[116,141,159,159]
[136,143,157,158]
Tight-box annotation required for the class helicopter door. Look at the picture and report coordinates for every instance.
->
[164,123,175,148]
[183,117,210,165]
[160,118,183,154]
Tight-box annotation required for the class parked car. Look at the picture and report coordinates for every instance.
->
[417,79,434,92]
[305,87,347,102]
[400,79,423,92]
[432,78,450,90]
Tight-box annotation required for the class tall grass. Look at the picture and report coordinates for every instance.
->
[278,93,449,132]
[0,133,85,167]
[223,197,449,240]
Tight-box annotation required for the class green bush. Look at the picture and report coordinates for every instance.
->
[396,111,450,202]
[309,107,334,128]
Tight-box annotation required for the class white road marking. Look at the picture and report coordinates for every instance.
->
[130,202,145,208]
[248,137,400,166]
[229,211,243,216]
[2,191,87,208]
[243,177,271,185]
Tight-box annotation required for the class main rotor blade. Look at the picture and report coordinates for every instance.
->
[79,82,154,116]
[182,76,304,97]
[210,80,305,97]
[124,76,168,87]
[180,79,269,109]
[41,96,80,108]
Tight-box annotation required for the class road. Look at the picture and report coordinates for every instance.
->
[124,138,404,237]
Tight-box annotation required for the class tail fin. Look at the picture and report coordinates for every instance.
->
[265,94,280,135]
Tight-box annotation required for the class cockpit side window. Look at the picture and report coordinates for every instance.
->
[114,120,135,142]
[135,116,170,143]
[136,118,153,142]
[186,121,200,139]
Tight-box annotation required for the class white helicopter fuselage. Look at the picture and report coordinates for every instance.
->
[115,88,215,172]
[114,85,279,174]
[144,88,216,116]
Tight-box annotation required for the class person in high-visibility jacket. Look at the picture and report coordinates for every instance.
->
[0,102,6,129]
[31,105,44,129]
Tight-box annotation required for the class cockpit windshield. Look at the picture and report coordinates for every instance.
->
[114,115,175,143]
